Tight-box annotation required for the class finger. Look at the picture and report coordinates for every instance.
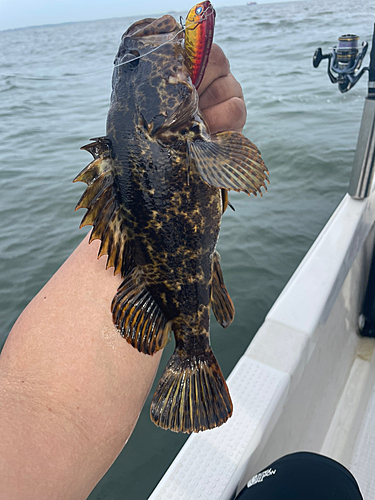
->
[198,43,230,96]
[201,97,247,134]
[199,73,244,110]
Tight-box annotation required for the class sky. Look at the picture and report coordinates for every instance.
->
[0,0,291,31]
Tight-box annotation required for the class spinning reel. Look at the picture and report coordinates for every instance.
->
[313,34,369,93]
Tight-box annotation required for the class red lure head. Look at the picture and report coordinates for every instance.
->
[185,1,216,89]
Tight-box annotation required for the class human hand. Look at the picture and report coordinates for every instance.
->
[198,43,247,134]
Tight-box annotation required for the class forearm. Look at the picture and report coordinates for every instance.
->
[0,234,162,499]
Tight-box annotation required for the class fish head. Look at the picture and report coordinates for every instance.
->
[112,16,186,85]
[109,15,200,137]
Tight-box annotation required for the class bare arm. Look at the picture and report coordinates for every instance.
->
[0,44,246,500]
[0,235,157,499]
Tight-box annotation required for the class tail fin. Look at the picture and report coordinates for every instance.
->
[150,347,233,433]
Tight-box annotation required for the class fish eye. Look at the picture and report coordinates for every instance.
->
[128,50,140,69]
[195,6,203,14]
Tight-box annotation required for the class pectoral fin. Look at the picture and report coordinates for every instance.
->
[188,131,269,196]
[211,251,234,328]
[111,269,171,355]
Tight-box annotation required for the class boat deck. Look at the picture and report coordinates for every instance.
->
[320,334,375,497]
[350,370,375,498]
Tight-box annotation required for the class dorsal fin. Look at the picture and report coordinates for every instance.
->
[74,138,133,276]
[80,136,110,159]
[75,139,170,354]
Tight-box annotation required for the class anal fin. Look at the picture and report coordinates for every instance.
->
[111,269,171,355]
[211,251,234,328]
[188,131,269,196]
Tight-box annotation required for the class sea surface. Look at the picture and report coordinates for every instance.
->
[1,0,374,497]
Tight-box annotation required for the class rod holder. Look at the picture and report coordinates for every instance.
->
[348,97,375,199]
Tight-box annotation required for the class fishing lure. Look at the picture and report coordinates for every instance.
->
[185,1,216,89]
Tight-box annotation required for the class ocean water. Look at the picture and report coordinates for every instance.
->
[0,0,374,497]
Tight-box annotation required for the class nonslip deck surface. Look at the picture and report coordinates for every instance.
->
[350,381,375,499]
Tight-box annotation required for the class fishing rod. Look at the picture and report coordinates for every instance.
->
[313,24,375,199]
[313,24,375,337]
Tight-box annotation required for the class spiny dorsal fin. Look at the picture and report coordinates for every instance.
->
[73,137,111,185]
[188,131,269,196]
[80,136,110,159]
[211,251,234,328]
[111,268,171,355]
[74,138,133,276]
[150,345,233,433]
[75,171,112,210]
[73,156,112,187]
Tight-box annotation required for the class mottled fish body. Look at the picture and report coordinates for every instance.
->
[74,14,268,433]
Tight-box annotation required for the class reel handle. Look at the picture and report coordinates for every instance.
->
[313,48,331,68]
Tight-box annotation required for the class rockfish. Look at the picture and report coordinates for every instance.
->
[74,14,268,433]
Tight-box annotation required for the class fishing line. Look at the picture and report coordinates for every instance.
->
[0,9,214,82]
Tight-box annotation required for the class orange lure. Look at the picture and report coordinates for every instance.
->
[185,1,216,89]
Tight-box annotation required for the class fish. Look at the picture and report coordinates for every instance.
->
[185,1,216,89]
[73,13,268,433]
